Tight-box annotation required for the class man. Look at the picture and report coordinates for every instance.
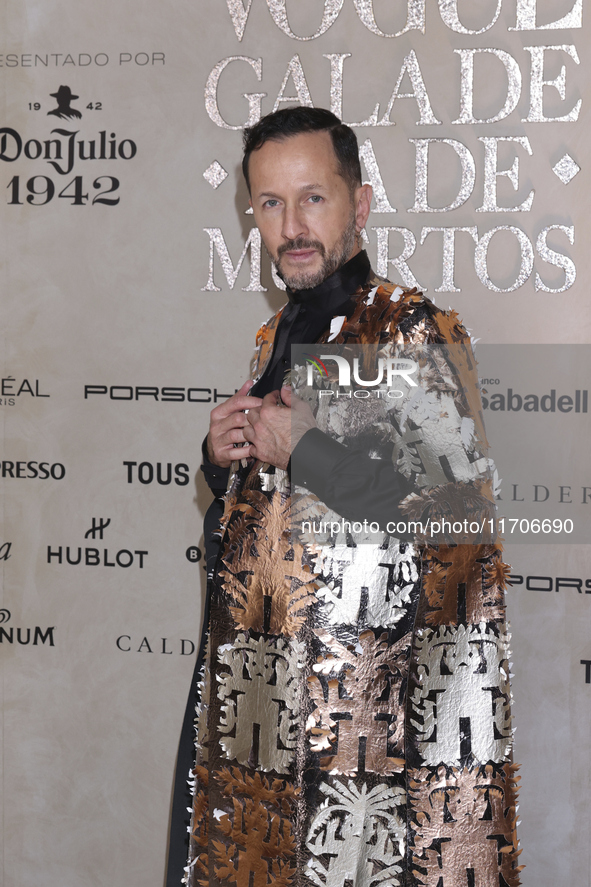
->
[173,108,521,887]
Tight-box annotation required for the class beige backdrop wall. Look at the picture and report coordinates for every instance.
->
[1,1,590,885]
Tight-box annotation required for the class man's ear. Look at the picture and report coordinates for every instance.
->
[354,183,372,232]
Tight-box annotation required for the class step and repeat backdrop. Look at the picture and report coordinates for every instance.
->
[1,1,590,885]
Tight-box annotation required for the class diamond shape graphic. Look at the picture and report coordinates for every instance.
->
[203,160,228,189]
[552,153,580,185]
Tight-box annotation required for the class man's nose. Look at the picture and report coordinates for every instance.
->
[281,204,308,241]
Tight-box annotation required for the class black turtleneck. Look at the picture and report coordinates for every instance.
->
[250,249,371,399]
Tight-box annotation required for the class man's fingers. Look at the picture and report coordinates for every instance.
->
[261,390,280,407]
[226,426,250,444]
[212,424,251,454]
[213,411,254,445]
[211,380,262,420]
[217,442,255,466]
[209,416,252,462]
[246,407,261,428]
[212,385,295,469]
[280,386,292,408]
[213,394,262,419]
[207,380,264,467]
[218,411,250,431]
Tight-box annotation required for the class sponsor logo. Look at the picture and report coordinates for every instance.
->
[2,85,145,207]
[47,518,148,569]
[47,85,82,120]
[0,610,55,646]
[47,547,148,567]
[85,385,235,403]
[186,546,202,563]
[498,484,591,504]
[85,518,110,540]
[1,126,137,175]
[123,461,190,486]
[0,376,50,407]
[115,636,196,655]
[1,461,65,479]
[510,574,591,593]
[482,388,588,413]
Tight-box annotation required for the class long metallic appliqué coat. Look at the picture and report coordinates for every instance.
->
[186,278,521,887]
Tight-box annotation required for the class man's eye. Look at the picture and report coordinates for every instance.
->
[309,195,323,203]
[264,199,279,208]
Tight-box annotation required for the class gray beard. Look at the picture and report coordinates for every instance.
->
[271,214,358,291]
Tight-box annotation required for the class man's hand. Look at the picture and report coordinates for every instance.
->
[206,380,263,468]
[243,386,316,470]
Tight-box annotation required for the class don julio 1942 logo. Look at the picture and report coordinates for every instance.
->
[1,84,138,207]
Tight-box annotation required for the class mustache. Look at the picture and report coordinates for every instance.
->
[277,237,325,258]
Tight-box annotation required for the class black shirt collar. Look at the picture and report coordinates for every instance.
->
[286,250,371,312]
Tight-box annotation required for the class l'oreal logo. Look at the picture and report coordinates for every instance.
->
[306,355,418,389]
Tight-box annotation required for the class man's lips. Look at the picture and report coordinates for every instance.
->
[282,249,318,262]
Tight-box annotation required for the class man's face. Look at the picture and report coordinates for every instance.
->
[248,131,371,291]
